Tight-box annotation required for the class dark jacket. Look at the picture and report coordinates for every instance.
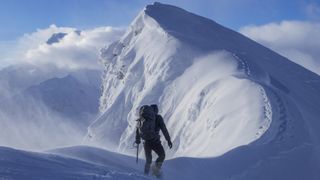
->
[154,114,171,142]
[136,105,171,143]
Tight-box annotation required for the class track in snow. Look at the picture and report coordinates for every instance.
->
[233,54,273,140]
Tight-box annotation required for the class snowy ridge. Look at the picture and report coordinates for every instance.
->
[1,2,320,179]
[87,2,277,158]
[1,142,318,180]
[84,2,320,179]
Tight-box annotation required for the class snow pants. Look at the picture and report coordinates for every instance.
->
[143,139,165,174]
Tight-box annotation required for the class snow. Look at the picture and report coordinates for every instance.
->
[0,24,124,150]
[25,73,100,121]
[86,2,273,158]
[0,67,102,150]
[162,52,272,157]
[84,1,320,179]
[0,146,150,180]
[1,2,320,180]
[0,28,109,150]
[1,144,319,180]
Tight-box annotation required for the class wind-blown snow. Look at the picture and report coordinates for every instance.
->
[1,144,319,180]
[0,21,127,150]
[86,2,274,158]
[85,3,320,178]
[161,52,272,157]
[0,146,150,180]
[0,25,124,150]
[1,2,320,180]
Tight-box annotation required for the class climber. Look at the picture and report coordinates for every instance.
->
[135,104,172,177]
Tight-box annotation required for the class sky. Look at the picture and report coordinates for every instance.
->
[0,0,319,149]
[0,0,319,74]
[0,0,319,41]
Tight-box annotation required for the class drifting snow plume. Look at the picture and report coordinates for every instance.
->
[1,2,320,180]
[159,52,272,157]
[86,3,320,167]
[0,93,84,150]
[0,25,124,150]
[86,3,274,157]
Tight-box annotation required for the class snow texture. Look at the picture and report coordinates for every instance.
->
[0,64,102,150]
[84,2,320,179]
[0,146,150,180]
[0,25,118,150]
[1,2,320,180]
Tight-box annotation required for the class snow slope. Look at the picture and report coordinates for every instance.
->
[1,2,319,180]
[87,3,271,157]
[51,145,319,180]
[0,66,102,150]
[25,73,100,128]
[0,146,149,180]
[1,144,318,180]
[87,1,319,157]
[0,27,108,150]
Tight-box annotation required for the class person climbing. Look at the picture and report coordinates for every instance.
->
[135,104,172,177]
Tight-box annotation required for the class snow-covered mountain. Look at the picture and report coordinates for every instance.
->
[0,31,104,149]
[0,66,101,150]
[0,23,123,149]
[0,2,319,180]
[25,73,100,129]
[0,64,101,120]
[84,2,320,178]
[46,32,68,45]
[0,64,60,94]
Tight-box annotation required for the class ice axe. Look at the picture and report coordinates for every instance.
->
[136,143,139,164]
[133,142,139,164]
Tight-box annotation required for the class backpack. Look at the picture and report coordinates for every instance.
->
[137,105,157,140]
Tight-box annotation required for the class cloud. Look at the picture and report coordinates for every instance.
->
[305,2,320,21]
[0,41,17,68]
[0,93,85,150]
[0,25,125,150]
[0,24,124,71]
[16,25,125,70]
[240,21,320,75]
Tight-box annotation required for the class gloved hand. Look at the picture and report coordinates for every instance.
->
[168,140,173,149]
[135,139,141,145]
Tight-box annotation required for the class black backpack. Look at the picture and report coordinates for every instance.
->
[137,105,157,140]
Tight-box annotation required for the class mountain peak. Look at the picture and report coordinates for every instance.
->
[46,32,68,45]
[91,3,320,175]
[138,2,245,51]
[144,2,220,34]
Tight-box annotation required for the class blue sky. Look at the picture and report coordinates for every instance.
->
[0,0,319,41]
